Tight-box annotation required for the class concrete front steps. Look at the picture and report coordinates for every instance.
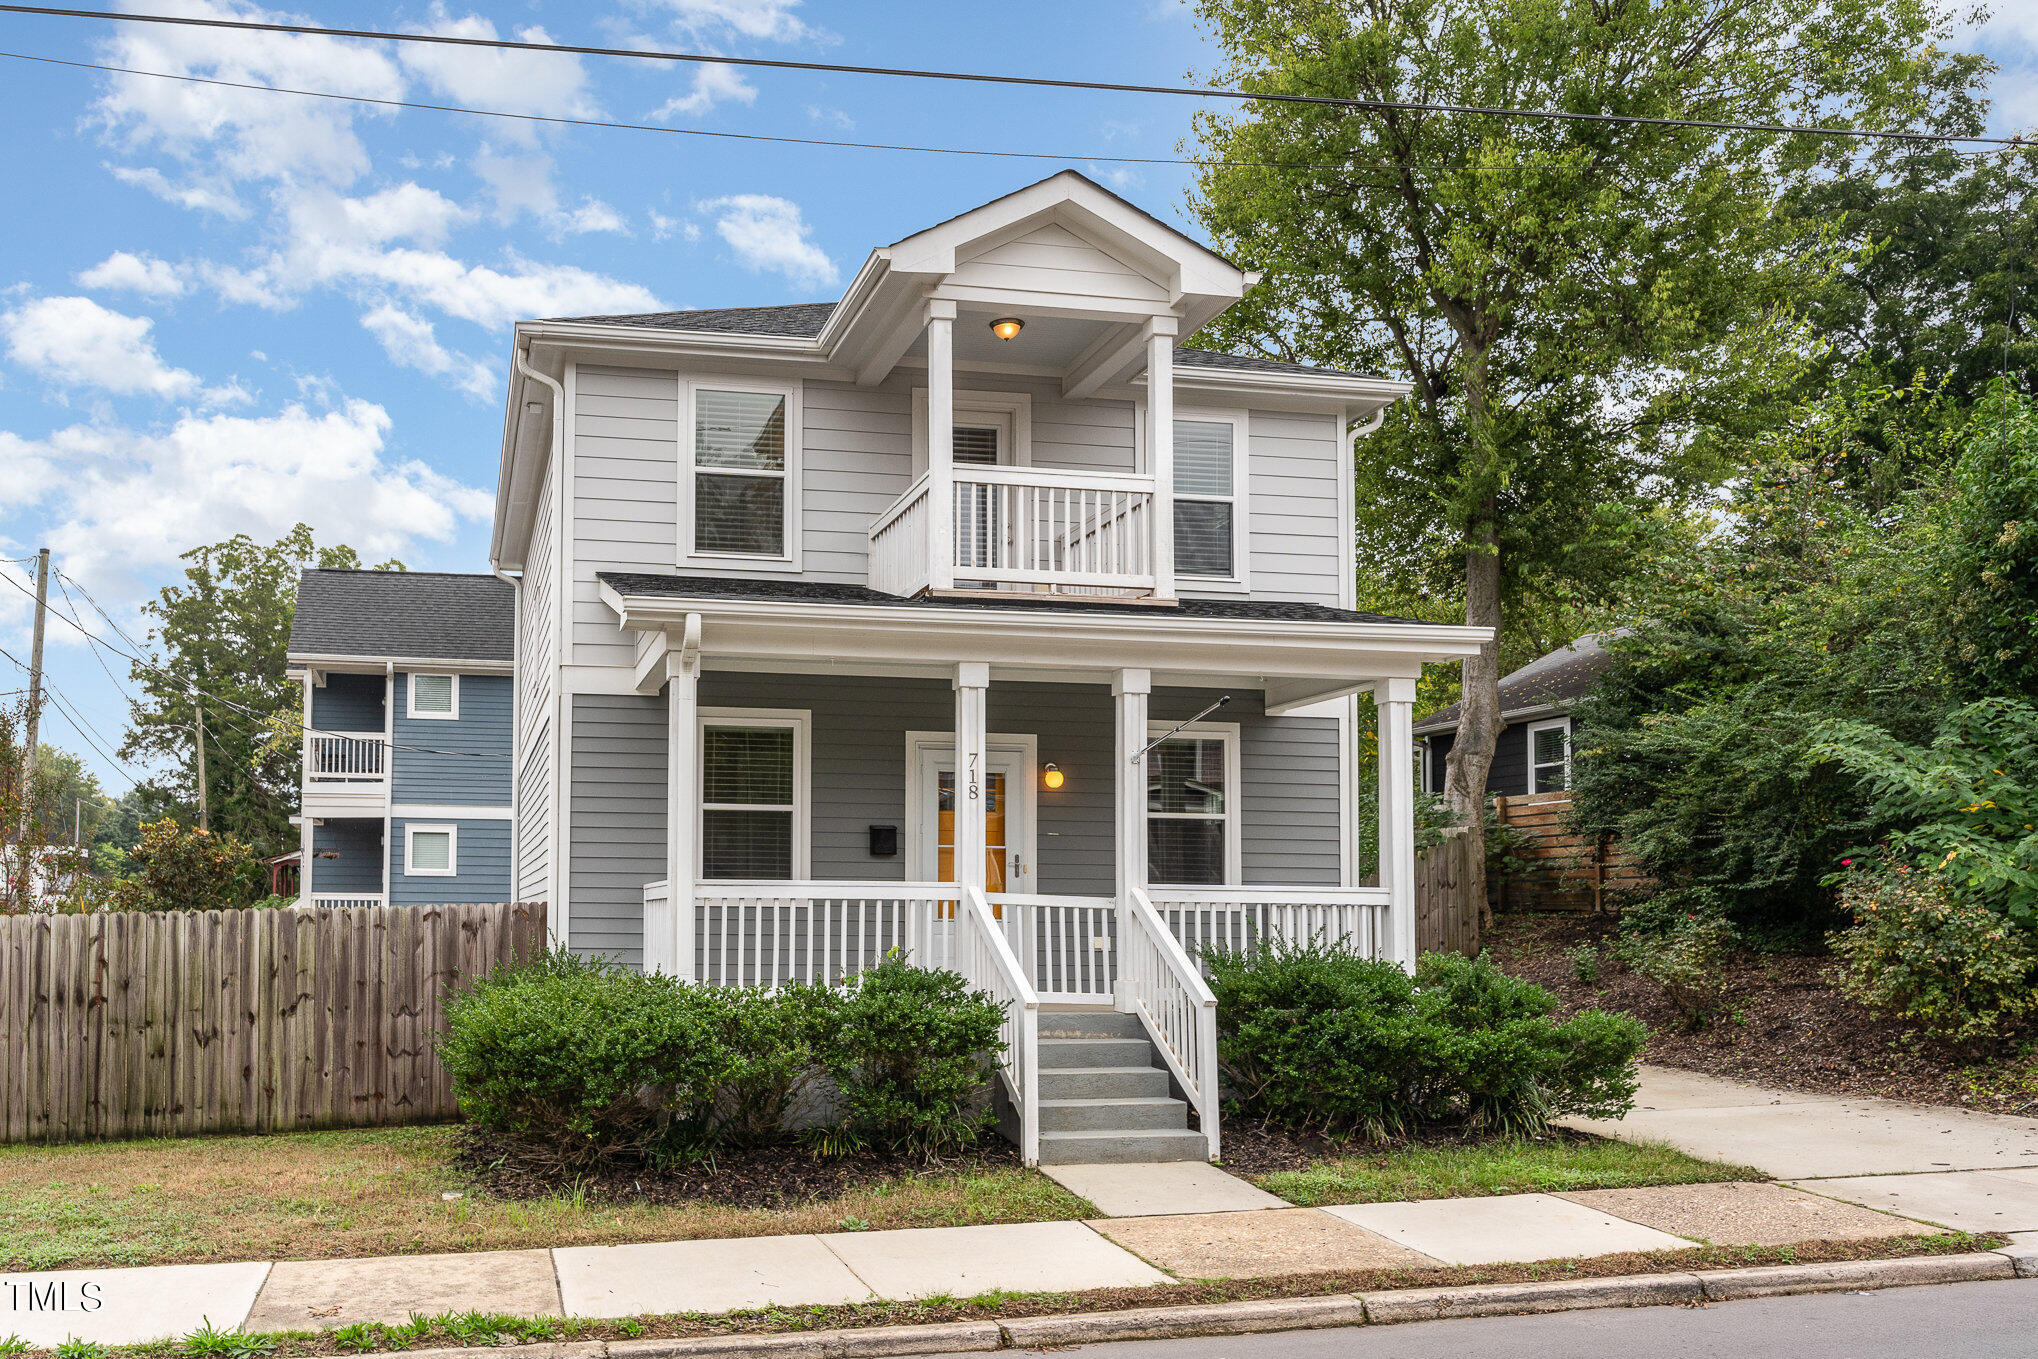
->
[1035,1009,1210,1165]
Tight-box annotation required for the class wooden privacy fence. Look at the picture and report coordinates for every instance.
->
[0,900,546,1144]
[1414,827,1481,958]
[1490,792,1649,913]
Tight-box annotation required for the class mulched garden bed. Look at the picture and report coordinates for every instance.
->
[457,1126,1024,1208]
[1487,912,2038,1117]
[1214,1116,1604,1179]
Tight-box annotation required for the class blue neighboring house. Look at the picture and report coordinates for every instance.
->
[286,569,517,907]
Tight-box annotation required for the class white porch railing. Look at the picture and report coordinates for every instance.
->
[298,893,386,910]
[955,885,1041,1164]
[867,466,1160,599]
[1121,886,1221,1159]
[1148,886,1392,961]
[305,733,387,782]
[680,881,961,987]
[990,892,1117,1004]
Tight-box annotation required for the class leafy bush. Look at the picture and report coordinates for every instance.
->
[709,982,835,1146]
[1204,943,1643,1139]
[1829,868,2038,1051]
[1936,388,2038,700]
[103,818,262,912]
[1566,944,1602,985]
[439,950,734,1170]
[819,957,1007,1157]
[1617,897,1740,1028]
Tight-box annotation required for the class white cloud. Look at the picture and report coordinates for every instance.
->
[286,183,470,250]
[558,200,630,235]
[0,296,223,402]
[107,165,248,218]
[360,304,497,399]
[699,194,837,288]
[78,252,189,300]
[806,105,854,130]
[13,401,493,596]
[655,63,759,118]
[396,10,601,124]
[646,0,822,43]
[650,211,701,242]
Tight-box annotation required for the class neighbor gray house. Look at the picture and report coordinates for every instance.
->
[486,171,1489,1164]
[287,569,517,909]
[1415,633,1615,797]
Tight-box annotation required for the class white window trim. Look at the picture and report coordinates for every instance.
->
[1144,719,1242,887]
[697,706,812,881]
[1137,405,1251,593]
[403,823,458,877]
[680,377,804,570]
[406,672,459,720]
[1526,716,1572,794]
[911,388,1033,475]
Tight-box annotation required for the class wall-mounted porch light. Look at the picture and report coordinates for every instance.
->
[1042,762,1065,790]
[989,317,1024,341]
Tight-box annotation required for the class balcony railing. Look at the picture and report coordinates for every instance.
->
[306,733,387,783]
[869,465,1160,599]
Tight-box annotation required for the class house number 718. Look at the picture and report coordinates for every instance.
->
[967,751,980,801]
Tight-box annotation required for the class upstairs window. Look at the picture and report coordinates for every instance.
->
[1146,725,1239,886]
[407,673,458,720]
[692,386,792,559]
[699,713,809,880]
[1173,418,1241,580]
[404,824,456,876]
[1527,717,1571,793]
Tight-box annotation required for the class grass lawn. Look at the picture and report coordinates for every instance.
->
[1246,1135,1761,1207]
[0,1125,1092,1272]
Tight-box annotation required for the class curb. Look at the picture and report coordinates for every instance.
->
[337,1250,2028,1359]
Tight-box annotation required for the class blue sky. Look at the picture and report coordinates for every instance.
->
[0,0,2034,796]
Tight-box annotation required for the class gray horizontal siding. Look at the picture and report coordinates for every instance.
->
[569,693,667,968]
[311,817,383,894]
[393,672,513,805]
[388,817,513,906]
[1244,408,1344,603]
[311,673,384,731]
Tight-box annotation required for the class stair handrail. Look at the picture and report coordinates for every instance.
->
[1122,886,1222,1160]
[956,884,1041,1165]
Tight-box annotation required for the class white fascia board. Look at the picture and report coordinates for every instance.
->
[1413,700,1570,737]
[286,653,515,676]
[1123,364,1412,410]
[517,322,851,377]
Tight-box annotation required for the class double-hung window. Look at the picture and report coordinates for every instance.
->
[689,384,796,561]
[1145,723,1240,886]
[1527,717,1571,793]
[699,710,809,880]
[1172,416,1244,582]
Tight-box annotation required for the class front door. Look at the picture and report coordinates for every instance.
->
[914,743,1034,893]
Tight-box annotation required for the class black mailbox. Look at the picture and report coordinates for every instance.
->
[868,825,899,857]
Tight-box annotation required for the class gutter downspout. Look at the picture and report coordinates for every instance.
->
[494,566,521,913]
[514,341,569,947]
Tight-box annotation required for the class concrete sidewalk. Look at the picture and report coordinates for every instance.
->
[2,1177,1941,1347]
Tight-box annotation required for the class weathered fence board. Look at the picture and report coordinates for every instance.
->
[1414,827,1481,958]
[0,901,544,1143]
[1491,792,1650,913]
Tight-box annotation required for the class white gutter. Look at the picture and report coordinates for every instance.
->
[495,567,521,907]
[514,342,570,939]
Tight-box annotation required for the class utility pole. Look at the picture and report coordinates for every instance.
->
[18,547,49,844]
[192,694,210,831]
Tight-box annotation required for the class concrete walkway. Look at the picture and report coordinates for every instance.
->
[2,1176,1943,1347]
[1563,1064,2038,1231]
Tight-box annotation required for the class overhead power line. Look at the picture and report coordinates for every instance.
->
[1,3,2027,148]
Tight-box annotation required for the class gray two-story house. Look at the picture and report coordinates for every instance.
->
[486,172,1489,1164]
[287,569,517,909]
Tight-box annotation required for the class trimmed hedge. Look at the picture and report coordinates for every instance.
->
[1204,944,1644,1138]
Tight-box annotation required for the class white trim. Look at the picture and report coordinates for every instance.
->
[1144,719,1242,887]
[697,706,812,881]
[406,672,460,720]
[911,388,1034,476]
[392,804,516,820]
[903,730,1040,892]
[1526,715,1573,793]
[288,654,515,676]
[403,823,458,877]
[680,376,805,570]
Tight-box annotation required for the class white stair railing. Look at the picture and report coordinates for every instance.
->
[955,884,1040,1165]
[1122,886,1222,1160]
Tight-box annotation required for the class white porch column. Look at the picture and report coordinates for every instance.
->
[660,614,703,979]
[1145,318,1178,601]
[926,299,958,592]
[1113,668,1151,1013]
[299,671,314,901]
[952,662,990,891]
[1374,677,1419,970]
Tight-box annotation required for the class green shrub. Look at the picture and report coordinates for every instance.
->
[1203,942,1643,1139]
[103,818,262,912]
[1566,944,1602,985]
[710,982,836,1146]
[438,950,735,1170]
[1829,869,2038,1051]
[818,956,1007,1157]
[1614,891,1741,1028]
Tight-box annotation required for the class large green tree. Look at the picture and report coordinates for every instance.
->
[120,526,399,857]
[1188,0,1958,907]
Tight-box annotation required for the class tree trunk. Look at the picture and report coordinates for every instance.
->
[1443,348,1504,929]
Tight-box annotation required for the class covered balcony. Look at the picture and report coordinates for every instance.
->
[301,731,388,816]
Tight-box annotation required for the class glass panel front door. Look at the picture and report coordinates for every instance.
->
[936,770,1009,890]
[916,745,1031,894]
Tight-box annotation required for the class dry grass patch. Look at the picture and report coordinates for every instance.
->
[0,1125,1091,1271]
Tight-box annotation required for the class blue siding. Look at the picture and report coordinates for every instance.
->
[311,673,385,732]
[388,817,513,904]
[312,817,384,893]
[392,672,513,805]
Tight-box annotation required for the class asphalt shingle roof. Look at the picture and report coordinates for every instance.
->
[1414,633,1616,734]
[547,302,1368,379]
[289,569,514,663]
[598,572,1423,625]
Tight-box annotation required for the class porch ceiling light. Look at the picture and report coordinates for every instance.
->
[990,317,1024,341]
[1043,762,1065,790]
